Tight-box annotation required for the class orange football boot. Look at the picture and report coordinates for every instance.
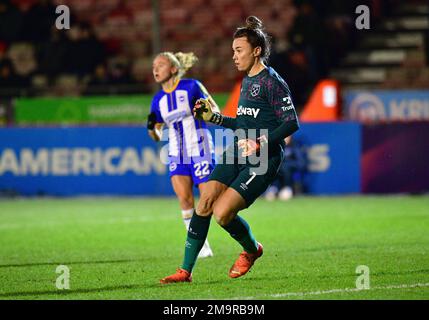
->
[160,268,192,284]
[229,243,263,278]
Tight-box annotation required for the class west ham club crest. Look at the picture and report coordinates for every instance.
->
[250,83,261,97]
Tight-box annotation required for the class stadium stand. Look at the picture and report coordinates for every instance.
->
[330,2,429,90]
[0,0,428,109]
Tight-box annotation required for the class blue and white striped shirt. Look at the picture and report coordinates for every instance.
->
[151,79,215,161]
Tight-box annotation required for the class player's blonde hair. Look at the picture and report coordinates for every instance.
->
[157,52,198,79]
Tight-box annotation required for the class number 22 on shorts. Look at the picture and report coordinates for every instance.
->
[194,161,210,177]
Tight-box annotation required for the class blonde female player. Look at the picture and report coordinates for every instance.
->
[147,52,220,258]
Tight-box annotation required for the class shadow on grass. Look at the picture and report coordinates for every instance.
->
[0,284,144,298]
[0,278,240,298]
[0,258,146,269]
[0,281,172,298]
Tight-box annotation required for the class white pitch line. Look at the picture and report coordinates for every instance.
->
[229,282,429,300]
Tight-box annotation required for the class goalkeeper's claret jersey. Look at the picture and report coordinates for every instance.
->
[236,67,299,148]
[151,79,215,159]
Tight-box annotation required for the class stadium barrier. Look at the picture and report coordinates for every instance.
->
[361,122,429,194]
[14,96,153,125]
[12,94,230,125]
[0,123,362,196]
[293,122,361,194]
[0,126,172,196]
[1,122,428,196]
[0,99,12,126]
[343,90,429,123]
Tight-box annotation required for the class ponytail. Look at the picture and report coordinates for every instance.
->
[158,51,198,79]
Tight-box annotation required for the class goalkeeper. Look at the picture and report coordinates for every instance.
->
[161,16,299,284]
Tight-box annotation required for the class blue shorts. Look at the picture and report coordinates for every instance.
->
[168,157,215,186]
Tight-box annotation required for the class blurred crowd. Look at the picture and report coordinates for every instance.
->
[0,0,397,108]
[0,0,146,97]
[269,1,359,108]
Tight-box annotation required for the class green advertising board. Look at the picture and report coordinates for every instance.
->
[15,95,152,125]
[14,94,230,125]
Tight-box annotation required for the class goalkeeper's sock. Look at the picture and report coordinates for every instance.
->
[183,208,214,258]
[181,208,194,230]
[222,215,258,254]
[181,213,211,272]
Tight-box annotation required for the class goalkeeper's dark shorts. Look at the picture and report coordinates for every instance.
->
[208,148,284,208]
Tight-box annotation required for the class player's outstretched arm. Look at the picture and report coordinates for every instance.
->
[193,98,237,129]
[264,118,299,148]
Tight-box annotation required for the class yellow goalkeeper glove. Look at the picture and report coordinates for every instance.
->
[193,98,214,122]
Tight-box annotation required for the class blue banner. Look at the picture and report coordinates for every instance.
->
[0,127,175,196]
[344,90,429,122]
[0,124,361,196]
[293,122,361,194]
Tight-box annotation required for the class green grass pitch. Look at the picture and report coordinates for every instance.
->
[0,195,428,300]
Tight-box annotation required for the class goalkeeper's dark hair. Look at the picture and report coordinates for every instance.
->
[233,16,271,62]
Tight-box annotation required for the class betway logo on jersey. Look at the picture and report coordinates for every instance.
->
[236,105,260,118]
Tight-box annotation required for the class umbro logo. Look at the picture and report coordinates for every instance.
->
[188,228,197,236]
